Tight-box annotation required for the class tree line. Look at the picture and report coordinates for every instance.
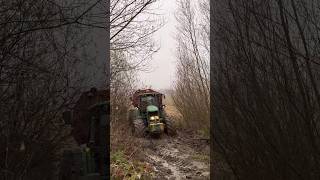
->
[212,0,320,179]
[173,0,210,136]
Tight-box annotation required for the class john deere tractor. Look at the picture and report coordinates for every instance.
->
[128,89,176,137]
[59,88,109,180]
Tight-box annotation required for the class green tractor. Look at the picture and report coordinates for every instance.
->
[128,89,176,137]
[60,88,109,180]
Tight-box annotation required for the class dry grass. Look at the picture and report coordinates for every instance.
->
[164,90,210,138]
[163,94,181,117]
[163,92,185,129]
[110,121,142,158]
[110,119,154,179]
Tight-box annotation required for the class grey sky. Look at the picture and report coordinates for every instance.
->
[137,0,178,90]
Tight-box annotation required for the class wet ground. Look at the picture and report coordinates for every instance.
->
[138,130,210,180]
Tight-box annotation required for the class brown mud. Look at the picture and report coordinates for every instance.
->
[137,130,210,180]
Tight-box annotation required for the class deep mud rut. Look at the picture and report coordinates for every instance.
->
[138,130,210,180]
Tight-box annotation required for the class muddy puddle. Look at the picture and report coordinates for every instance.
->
[139,131,210,180]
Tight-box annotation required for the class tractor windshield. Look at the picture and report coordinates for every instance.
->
[139,94,161,113]
[141,95,157,106]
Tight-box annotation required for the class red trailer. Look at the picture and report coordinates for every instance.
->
[131,89,164,109]
[71,88,109,145]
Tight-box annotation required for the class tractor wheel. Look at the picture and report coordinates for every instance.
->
[164,117,177,136]
[132,118,146,137]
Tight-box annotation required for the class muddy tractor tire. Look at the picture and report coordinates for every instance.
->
[132,118,146,137]
[164,117,177,136]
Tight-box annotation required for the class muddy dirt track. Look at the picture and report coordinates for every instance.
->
[137,130,210,180]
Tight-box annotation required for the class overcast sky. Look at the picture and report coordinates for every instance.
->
[137,0,178,90]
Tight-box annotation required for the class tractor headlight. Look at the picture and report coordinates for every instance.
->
[150,116,159,120]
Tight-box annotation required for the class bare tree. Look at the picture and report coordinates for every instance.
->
[109,0,163,126]
[110,0,163,73]
[0,0,107,179]
[212,0,320,179]
[172,0,210,134]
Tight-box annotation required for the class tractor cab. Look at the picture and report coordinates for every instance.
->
[140,94,158,109]
[139,93,161,126]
